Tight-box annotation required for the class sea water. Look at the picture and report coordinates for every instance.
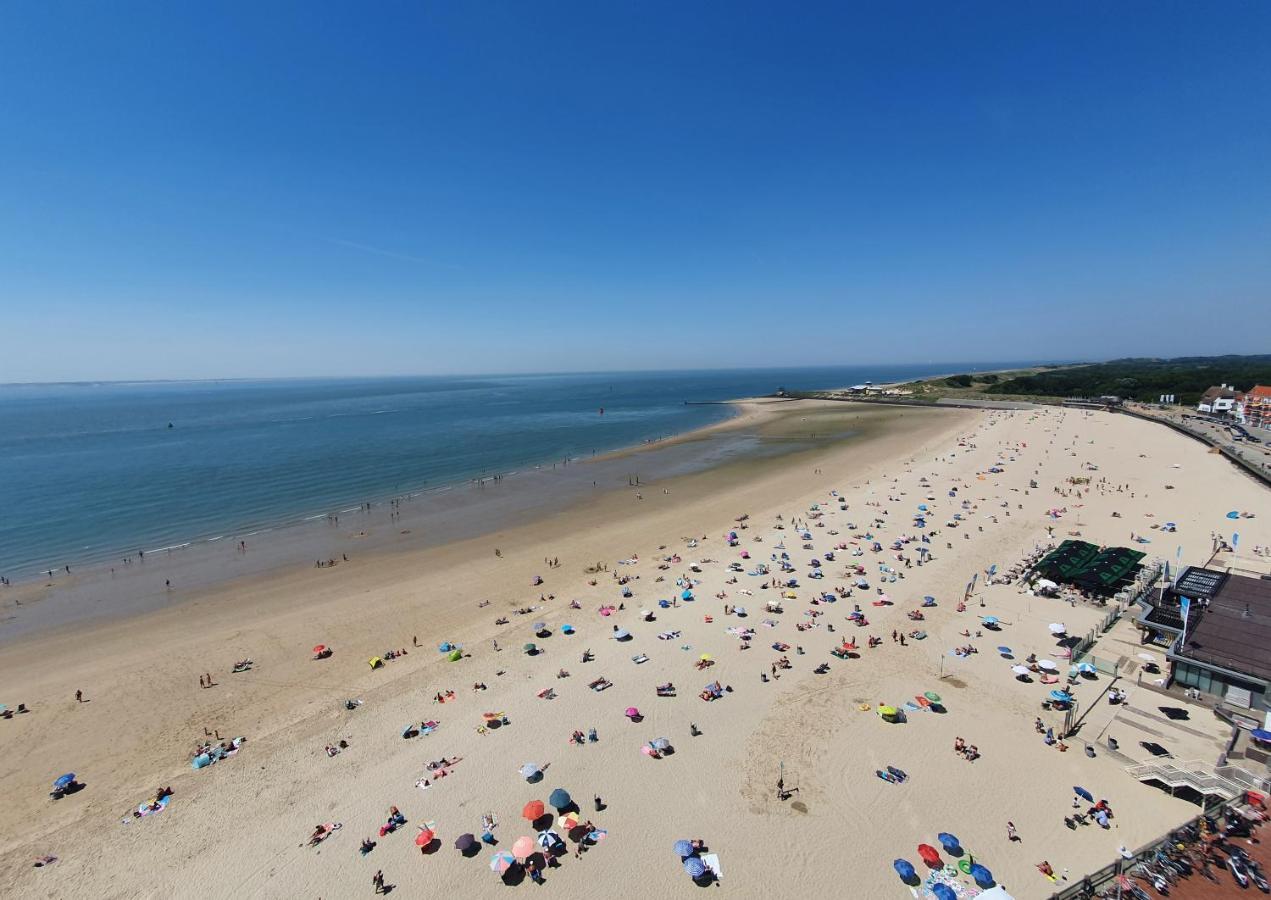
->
[0,365,1023,577]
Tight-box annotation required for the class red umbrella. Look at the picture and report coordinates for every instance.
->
[512,835,536,860]
[415,828,435,847]
[917,843,942,867]
[522,800,545,821]
[312,644,327,654]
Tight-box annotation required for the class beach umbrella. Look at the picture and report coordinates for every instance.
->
[674,839,694,858]
[1049,689,1073,702]
[53,773,75,789]
[923,596,935,604]
[684,857,707,879]
[932,884,956,900]
[893,859,916,881]
[537,829,562,849]
[519,763,541,780]
[1250,729,1271,743]
[918,504,928,511]
[401,724,417,738]
[523,642,536,653]
[522,800,545,821]
[917,843,942,866]
[614,629,631,640]
[641,745,657,758]
[489,850,515,873]
[511,835,536,861]
[1048,623,1066,634]
[1037,659,1058,671]
[448,649,462,662]
[562,624,575,634]
[651,737,670,751]
[548,788,572,810]
[937,832,960,851]
[982,616,999,625]
[625,707,640,719]
[1076,662,1097,674]
[681,590,693,600]
[1137,652,1156,662]
[454,833,476,852]
[970,863,994,886]
[1011,665,1031,676]
[533,621,546,631]
[1073,786,1094,802]
[997,646,1012,655]
[1227,511,1240,519]
[878,705,899,718]
[924,691,941,702]
[415,828,435,847]
[312,644,327,655]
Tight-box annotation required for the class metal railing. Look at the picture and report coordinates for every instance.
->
[1124,759,1244,800]
[1048,795,1249,899]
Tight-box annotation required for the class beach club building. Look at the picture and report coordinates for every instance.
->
[1136,566,1271,713]
[1241,385,1271,431]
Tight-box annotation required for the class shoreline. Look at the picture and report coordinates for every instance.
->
[0,397,868,645]
[2,398,753,588]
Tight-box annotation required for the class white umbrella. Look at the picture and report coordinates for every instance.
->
[1038,660,1058,671]
[519,763,541,779]
[1036,579,1058,590]
[1137,652,1157,662]
[1011,665,1031,676]
[1048,623,1066,634]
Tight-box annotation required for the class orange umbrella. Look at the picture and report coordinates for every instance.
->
[522,800,545,821]
[512,835,536,860]
[415,827,435,847]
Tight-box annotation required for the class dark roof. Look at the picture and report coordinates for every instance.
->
[1142,604,1185,632]
[1172,566,1228,601]
[1035,540,1145,593]
[1175,573,1271,683]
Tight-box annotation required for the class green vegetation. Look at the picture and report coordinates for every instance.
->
[985,355,1271,405]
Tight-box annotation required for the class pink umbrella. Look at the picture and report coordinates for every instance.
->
[625,707,640,719]
[512,835,536,860]
[415,828,435,847]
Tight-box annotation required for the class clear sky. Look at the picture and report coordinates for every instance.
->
[1,2,1269,381]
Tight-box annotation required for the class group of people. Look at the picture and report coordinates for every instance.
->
[953,736,980,762]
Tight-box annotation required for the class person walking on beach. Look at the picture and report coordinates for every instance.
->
[1007,821,1019,842]
[75,689,83,703]
[372,870,385,893]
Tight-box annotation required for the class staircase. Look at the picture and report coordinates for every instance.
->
[1125,759,1266,799]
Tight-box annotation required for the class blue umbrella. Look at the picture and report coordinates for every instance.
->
[932,885,957,900]
[997,646,1012,654]
[674,839,694,858]
[983,616,999,625]
[1227,511,1240,519]
[1049,690,1073,702]
[684,857,706,878]
[924,596,935,603]
[918,504,928,511]
[1073,786,1093,802]
[548,788,572,810]
[561,624,575,634]
[53,773,75,789]
[681,590,693,600]
[1076,662,1096,674]
[893,859,916,881]
[936,832,960,851]
[970,863,994,886]
[1252,729,1271,743]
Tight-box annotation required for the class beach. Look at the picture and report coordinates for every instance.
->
[2,400,1267,899]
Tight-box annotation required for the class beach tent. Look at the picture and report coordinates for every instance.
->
[368,656,384,669]
[975,888,1017,900]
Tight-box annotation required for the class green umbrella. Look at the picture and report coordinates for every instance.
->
[523,643,537,653]
[924,691,941,702]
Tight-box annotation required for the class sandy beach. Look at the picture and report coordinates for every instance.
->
[2,401,1267,899]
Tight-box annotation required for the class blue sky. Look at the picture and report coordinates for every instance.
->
[1,2,1269,381]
